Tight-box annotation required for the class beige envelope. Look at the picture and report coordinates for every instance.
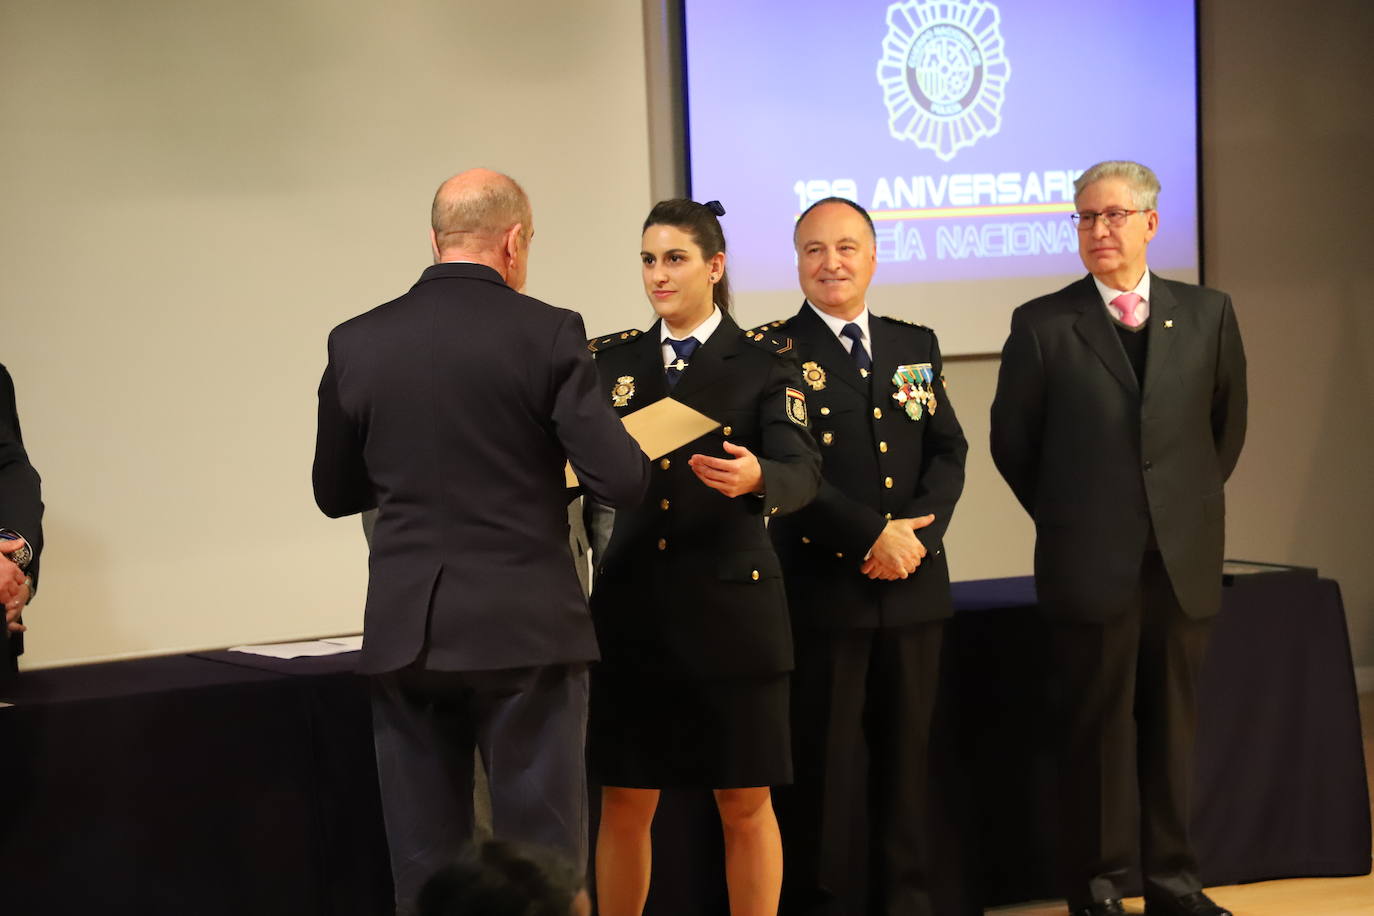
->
[565,398,720,487]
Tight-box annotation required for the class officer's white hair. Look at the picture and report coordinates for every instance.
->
[1073,161,1161,210]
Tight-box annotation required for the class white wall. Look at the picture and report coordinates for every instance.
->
[1198,0,1374,668]
[0,0,654,667]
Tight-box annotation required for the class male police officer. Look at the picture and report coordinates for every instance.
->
[770,198,967,916]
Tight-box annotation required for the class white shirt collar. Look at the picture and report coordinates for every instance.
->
[1093,269,1151,325]
[659,306,722,364]
[806,300,872,353]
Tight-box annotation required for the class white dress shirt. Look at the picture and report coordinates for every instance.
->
[659,306,723,368]
[805,300,873,357]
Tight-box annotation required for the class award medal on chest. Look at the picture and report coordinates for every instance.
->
[892,363,937,421]
[611,376,636,408]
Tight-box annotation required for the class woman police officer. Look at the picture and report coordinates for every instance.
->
[585,199,820,916]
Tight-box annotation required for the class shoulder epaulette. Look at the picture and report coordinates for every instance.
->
[740,326,795,356]
[874,313,931,332]
[746,318,792,336]
[587,328,644,353]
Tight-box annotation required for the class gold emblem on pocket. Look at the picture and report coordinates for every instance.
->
[611,376,635,408]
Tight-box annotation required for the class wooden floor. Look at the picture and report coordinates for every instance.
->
[989,692,1374,915]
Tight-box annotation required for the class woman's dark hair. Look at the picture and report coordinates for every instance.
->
[642,198,732,313]
[416,840,584,916]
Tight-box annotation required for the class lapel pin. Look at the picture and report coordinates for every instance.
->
[1164,319,1174,328]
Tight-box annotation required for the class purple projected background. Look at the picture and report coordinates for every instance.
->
[684,0,1198,293]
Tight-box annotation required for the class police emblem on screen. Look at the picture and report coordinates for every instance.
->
[876,0,1011,162]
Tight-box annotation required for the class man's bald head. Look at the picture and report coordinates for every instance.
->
[430,168,532,258]
[429,168,534,290]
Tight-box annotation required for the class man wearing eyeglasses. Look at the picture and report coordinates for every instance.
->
[991,161,1247,916]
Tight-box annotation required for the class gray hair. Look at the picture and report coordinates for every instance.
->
[430,170,531,252]
[1073,160,1161,210]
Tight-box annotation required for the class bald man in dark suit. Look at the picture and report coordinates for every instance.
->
[991,161,1246,916]
[314,169,648,913]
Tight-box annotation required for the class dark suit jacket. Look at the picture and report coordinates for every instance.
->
[587,312,821,678]
[1,364,42,673]
[766,305,968,629]
[313,262,649,675]
[990,273,1247,621]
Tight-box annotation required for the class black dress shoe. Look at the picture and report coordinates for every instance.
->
[1144,890,1232,916]
[1072,901,1126,916]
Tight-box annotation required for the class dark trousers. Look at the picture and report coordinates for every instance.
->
[1050,550,1213,909]
[781,622,944,916]
[370,663,589,914]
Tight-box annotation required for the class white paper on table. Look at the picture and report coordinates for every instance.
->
[228,638,361,659]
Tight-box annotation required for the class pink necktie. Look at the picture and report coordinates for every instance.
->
[1111,292,1143,328]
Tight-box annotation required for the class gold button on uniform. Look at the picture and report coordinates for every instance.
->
[879,441,888,453]
[835,552,845,559]
[873,407,882,419]
[660,499,670,511]
[657,538,667,550]
[722,426,732,436]
[660,458,671,470]
[885,512,892,520]
[801,536,811,544]
[819,407,830,416]
[884,476,893,488]
[751,569,760,581]
[821,432,833,445]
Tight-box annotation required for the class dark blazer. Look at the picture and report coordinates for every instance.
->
[990,273,1247,621]
[766,305,967,629]
[313,262,650,675]
[588,312,821,678]
[0,363,42,672]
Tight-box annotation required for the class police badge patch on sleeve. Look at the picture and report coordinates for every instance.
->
[785,387,809,426]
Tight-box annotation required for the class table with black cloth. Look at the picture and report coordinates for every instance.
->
[0,572,1367,916]
[0,651,392,915]
[630,572,1371,915]
[929,572,1371,914]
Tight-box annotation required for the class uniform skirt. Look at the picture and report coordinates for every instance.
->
[589,667,792,789]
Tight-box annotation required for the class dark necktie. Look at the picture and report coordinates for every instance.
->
[841,323,872,373]
[665,336,700,390]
